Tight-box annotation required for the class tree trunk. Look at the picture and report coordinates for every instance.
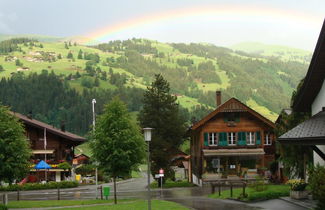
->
[113,177,117,204]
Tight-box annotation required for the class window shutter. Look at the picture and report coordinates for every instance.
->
[204,133,209,146]
[256,131,261,145]
[223,113,228,122]
[219,132,227,146]
[235,113,240,123]
[238,132,246,146]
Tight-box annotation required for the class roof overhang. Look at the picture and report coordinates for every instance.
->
[203,148,265,156]
[292,19,325,112]
[278,111,325,145]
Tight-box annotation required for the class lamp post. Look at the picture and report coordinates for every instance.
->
[143,128,153,210]
[92,99,98,199]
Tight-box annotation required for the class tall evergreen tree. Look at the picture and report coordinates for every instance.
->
[67,52,73,59]
[77,49,83,59]
[138,74,186,179]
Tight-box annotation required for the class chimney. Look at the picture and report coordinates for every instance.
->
[216,91,221,107]
[27,111,33,119]
[60,120,66,132]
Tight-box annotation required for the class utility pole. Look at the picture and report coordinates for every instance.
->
[92,99,98,199]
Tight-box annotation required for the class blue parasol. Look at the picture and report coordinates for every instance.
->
[34,160,52,169]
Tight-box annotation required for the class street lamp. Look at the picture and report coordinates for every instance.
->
[143,128,153,210]
[92,99,98,199]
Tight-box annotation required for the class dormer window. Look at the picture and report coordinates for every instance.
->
[224,113,240,123]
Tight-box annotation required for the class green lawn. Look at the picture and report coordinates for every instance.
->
[7,200,188,210]
[7,200,118,208]
[209,184,290,201]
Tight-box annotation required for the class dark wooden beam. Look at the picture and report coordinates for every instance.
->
[312,145,325,161]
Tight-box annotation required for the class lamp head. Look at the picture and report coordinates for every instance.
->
[143,128,153,142]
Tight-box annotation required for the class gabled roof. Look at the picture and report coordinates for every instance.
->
[292,19,325,112]
[191,98,275,130]
[278,110,325,145]
[12,112,86,143]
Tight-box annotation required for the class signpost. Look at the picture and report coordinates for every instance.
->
[158,168,164,197]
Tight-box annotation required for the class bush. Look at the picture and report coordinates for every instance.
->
[308,165,325,209]
[0,181,78,191]
[286,179,307,191]
[58,162,72,170]
[248,176,268,192]
[0,204,7,210]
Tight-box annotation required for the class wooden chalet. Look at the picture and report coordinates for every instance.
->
[278,19,325,166]
[189,92,275,185]
[12,112,86,182]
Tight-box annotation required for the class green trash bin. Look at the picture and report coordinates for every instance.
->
[103,187,110,199]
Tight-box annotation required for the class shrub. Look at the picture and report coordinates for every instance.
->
[58,162,72,170]
[0,181,78,191]
[249,176,268,192]
[308,165,325,209]
[286,179,307,191]
[0,204,7,210]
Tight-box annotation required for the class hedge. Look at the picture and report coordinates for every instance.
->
[0,181,78,191]
[0,204,7,210]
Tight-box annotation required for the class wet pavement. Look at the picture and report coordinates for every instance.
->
[2,173,307,210]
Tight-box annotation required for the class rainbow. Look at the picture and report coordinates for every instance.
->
[84,5,322,45]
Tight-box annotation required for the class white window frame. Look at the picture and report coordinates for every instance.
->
[208,132,218,146]
[246,132,255,145]
[228,132,237,145]
[264,132,272,145]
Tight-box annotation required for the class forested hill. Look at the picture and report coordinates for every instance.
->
[0,38,311,135]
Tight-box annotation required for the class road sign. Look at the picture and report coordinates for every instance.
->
[159,168,164,174]
[155,174,160,178]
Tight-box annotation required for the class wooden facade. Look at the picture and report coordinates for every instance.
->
[190,96,275,185]
[13,112,86,182]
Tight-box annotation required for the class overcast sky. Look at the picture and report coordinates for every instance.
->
[0,0,324,50]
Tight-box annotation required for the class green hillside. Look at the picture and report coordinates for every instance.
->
[230,42,312,63]
[0,38,311,122]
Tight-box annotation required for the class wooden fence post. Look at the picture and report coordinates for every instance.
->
[100,186,103,200]
[57,187,60,200]
[230,183,233,197]
[2,193,8,205]
[17,190,20,201]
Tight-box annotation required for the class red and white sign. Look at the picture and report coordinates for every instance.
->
[159,168,164,174]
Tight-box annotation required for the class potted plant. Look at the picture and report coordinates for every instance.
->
[287,179,308,199]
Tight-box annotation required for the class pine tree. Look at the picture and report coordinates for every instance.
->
[77,49,83,59]
[0,65,4,71]
[138,74,186,179]
[67,52,73,59]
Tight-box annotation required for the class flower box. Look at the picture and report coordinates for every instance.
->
[290,190,308,199]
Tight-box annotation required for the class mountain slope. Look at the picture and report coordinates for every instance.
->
[0,38,311,122]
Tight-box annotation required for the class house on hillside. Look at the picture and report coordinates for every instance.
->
[189,91,276,186]
[12,112,86,182]
[278,19,325,167]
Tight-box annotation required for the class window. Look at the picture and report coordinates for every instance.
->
[228,132,237,145]
[208,133,218,146]
[224,113,240,122]
[246,132,255,145]
[265,132,272,145]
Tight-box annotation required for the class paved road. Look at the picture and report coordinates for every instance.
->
[2,173,307,210]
